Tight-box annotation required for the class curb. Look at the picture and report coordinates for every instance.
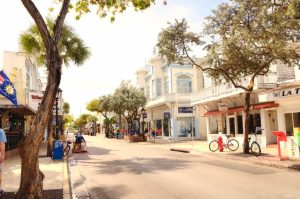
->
[186,148,300,171]
[63,156,72,199]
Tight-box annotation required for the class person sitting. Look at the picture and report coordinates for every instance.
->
[73,133,86,152]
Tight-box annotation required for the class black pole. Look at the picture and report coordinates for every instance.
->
[55,98,58,140]
[142,117,145,135]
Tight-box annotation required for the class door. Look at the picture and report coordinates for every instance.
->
[163,119,169,136]
[268,110,278,143]
[229,116,235,136]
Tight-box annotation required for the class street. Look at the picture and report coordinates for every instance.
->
[70,135,300,199]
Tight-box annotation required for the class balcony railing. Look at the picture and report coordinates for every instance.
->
[146,93,192,108]
[191,72,279,104]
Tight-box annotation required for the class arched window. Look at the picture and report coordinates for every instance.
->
[177,75,192,93]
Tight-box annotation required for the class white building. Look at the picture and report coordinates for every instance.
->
[136,56,206,140]
[191,63,300,158]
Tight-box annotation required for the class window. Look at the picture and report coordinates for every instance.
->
[177,75,192,93]
[249,113,261,134]
[156,78,162,96]
[146,85,150,99]
[237,114,243,134]
[151,80,155,97]
[285,112,300,136]
[164,77,169,94]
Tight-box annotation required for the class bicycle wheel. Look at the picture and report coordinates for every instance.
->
[227,139,239,151]
[209,140,219,152]
[64,146,70,157]
[250,141,261,156]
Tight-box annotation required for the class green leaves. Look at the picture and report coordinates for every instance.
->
[19,18,90,67]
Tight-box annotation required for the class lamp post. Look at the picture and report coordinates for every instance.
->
[141,107,146,135]
[55,88,62,140]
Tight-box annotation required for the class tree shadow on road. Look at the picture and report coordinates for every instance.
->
[72,146,112,160]
[80,157,192,175]
[87,185,128,199]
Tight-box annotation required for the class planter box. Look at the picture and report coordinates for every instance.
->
[125,135,146,142]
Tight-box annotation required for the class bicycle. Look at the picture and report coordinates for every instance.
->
[248,128,262,156]
[209,134,239,152]
[63,141,72,157]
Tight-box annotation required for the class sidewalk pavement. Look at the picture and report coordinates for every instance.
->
[148,139,300,171]
[1,141,70,199]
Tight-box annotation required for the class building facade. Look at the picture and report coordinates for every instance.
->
[1,50,42,150]
[136,56,206,140]
[191,63,300,157]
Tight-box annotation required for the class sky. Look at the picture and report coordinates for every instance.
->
[0,0,225,118]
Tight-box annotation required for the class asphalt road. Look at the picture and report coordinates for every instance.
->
[71,135,300,199]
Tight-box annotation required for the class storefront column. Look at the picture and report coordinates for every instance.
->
[260,109,268,147]
[194,116,200,139]
[206,116,211,141]
[170,117,177,139]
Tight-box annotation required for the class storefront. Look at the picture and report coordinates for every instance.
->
[259,86,300,157]
[0,105,35,151]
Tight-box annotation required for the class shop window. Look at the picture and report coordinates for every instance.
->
[249,113,261,134]
[237,114,243,134]
[285,112,300,136]
[209,116,218,134]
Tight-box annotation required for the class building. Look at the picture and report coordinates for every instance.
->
[136,56,206,140]
[191,62,300,157]
[1,50,41,150]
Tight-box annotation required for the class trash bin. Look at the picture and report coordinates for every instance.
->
[52,140,63,160]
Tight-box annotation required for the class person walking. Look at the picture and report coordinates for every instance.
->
[0,128,7,196]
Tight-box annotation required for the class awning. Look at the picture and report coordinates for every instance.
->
[204,101,279,116]
[0,104,36,116]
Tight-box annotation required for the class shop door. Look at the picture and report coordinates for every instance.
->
[163,119,169,136]
[268,110,278,132]
[229,117,235,136]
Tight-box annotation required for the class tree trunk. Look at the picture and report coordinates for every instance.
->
[47,114,53,157]
[243,81,254,154]
[118,113,122,129]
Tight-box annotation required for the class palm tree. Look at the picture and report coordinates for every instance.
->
[20,18,90,68]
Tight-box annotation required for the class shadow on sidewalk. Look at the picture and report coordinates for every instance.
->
[1,189,63,199]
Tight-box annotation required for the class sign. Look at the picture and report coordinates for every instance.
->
[272,87,300,99]
[257,83,277,89]
[218,103,228,111]
[28,91,44,111]
[178,107,193,113]
[164,112,170,119]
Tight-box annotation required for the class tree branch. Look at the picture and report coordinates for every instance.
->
[21,0,50,50]
[53,0,71,44]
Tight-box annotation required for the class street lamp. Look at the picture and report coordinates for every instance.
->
[55,88,62,140]
[141,107,146,135]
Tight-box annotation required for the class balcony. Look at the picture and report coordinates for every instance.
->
[146,93,192,108]
[191,72,279,105]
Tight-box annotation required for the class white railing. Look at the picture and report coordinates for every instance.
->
[146,93,192,107]
[191,72,279,104]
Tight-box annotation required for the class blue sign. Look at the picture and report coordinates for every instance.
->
[164,112,170,119]
[178,107,193,113]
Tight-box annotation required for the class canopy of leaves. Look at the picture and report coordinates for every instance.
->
[19,18,90,67]
[63,102,70,114]
[74,114,92,128]
[87,115,98,122]
[63,114,74,127]
[86,98,100,113]
[157,1,300,89]
[111,81,146,120]
[70,0,156,21]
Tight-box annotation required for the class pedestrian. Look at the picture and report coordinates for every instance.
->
[0,128,7,196]
[73,133,86,152]
[151,128,156,140]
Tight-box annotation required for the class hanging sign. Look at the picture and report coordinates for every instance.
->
[218,103,228,111]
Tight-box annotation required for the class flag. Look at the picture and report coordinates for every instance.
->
[0,70,18,107]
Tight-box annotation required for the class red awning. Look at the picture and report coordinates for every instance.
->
[204,101,279,116]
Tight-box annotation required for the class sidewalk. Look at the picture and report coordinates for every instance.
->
[164,140,300,171]
[1,142,70,199]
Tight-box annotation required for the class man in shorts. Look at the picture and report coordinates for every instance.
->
[0,128,7,196]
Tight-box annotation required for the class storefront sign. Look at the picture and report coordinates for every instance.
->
[164,112,170,119]
[178,107,193,113]
[28,91,44,111]
[218,103,228,111]
[272,87,300,98]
